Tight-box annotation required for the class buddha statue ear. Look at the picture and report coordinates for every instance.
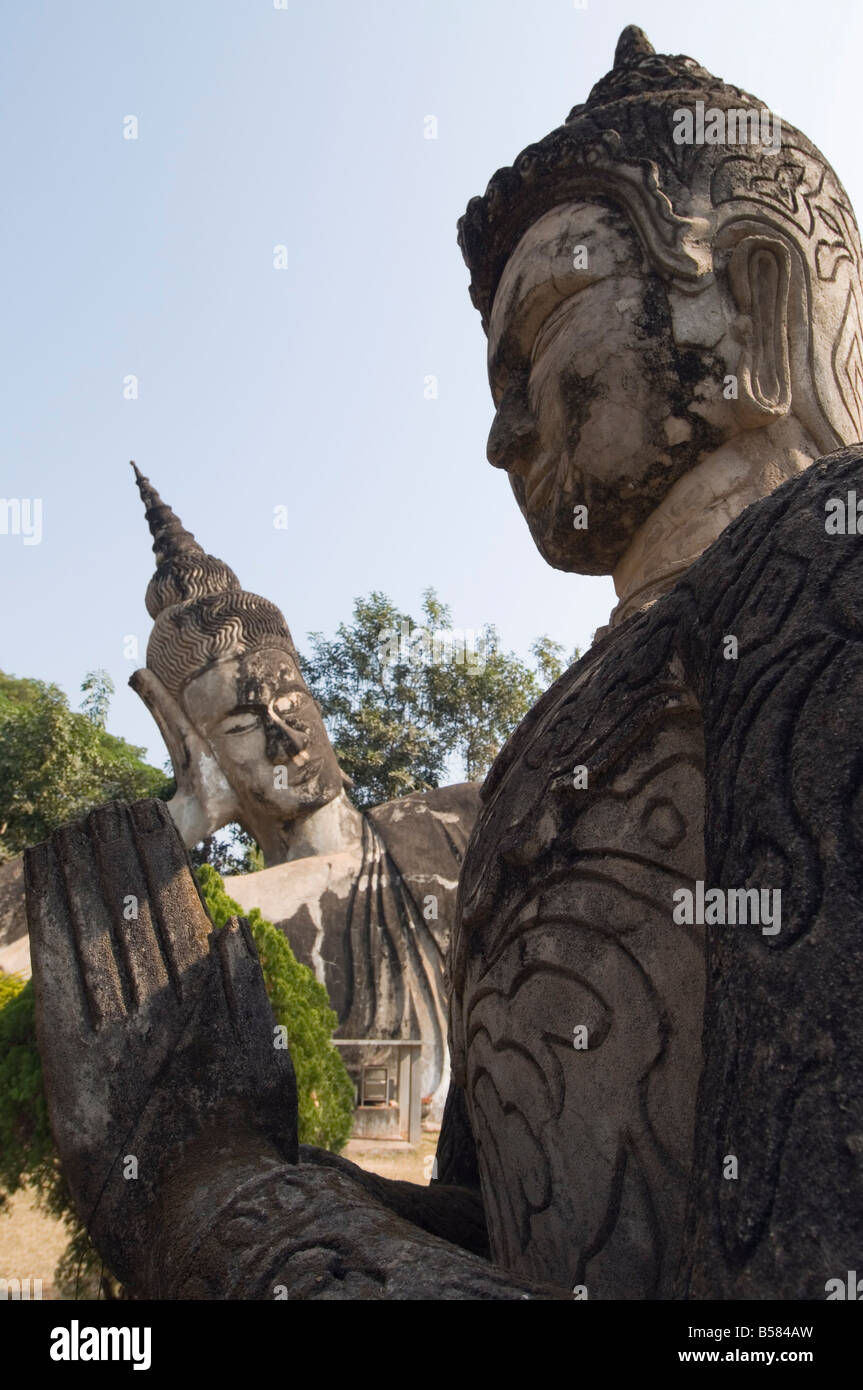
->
[129,667,240,849]
[726,235,792,426]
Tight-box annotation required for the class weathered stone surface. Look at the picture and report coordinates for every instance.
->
[449,618,706,1297]
[443,21,863,1297]
[25,799,563,1300]
[461,25,863,614]
[0,854,25,951]
[148,1129,564,1299]
[128,463,345,862]
[671,448,863,1299]
[25,800,298,1292]
[448,451,863,1298]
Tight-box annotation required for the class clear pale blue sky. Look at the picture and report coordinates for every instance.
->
[3,0,863,767]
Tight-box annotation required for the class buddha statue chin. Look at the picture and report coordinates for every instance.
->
[25,26,863,1300]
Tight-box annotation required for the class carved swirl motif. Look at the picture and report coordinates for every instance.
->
[453,450,863,1298]
[452,621,706,1296]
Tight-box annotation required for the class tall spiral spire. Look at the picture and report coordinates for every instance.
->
[130,462,298,698]
[131,461,206,568]
[612,24,655,70]
[130,460,243,621]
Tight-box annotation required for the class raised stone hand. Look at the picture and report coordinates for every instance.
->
[26,797,563,1299]
[24,798,298,1291]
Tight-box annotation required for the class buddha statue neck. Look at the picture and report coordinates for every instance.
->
[249,789,364,867]
[609,414,821,627]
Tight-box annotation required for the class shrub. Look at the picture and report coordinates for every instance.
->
[196,865,355,1152]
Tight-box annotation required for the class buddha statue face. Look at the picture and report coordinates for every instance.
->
[181,644,344,824]
[464,29,863,585]
[129,465,350,861]
[486,198,740,575]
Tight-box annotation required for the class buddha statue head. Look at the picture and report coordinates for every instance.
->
[459,26,863,622]
[129,465,345,864]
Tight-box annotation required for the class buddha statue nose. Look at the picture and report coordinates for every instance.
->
[486,383,540,473]
[266,705,308,758]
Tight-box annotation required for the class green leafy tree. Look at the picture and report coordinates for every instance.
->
[530,635,570,688]
[79,669,114,728]
[300,589,578,804]
[0,972,94,1294]
[301,591,446,807]
[0,671,173,860]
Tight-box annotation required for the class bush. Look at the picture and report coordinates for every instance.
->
[196,865,355,1152]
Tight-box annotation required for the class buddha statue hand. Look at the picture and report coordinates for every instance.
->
[129,667,239,845]
[24,798,298,1292]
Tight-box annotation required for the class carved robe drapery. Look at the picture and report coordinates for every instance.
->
[226,782,480,1119]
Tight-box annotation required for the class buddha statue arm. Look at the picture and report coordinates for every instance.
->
[129,666,239,847]
[148,1131,548,1299]
[674,446,863,1299]
[24,799,560,1300]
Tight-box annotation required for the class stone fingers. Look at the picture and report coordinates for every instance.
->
[89,801,171,1007]
[127,798,213,994]
[34,822,126,1030]
[26,798,215,1032]
[213,916,271,1044]
[24,835,110,1035]
[212,919,299,1163]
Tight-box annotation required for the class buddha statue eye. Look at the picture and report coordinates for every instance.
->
[530,297,579,369]
[218,706,264,737]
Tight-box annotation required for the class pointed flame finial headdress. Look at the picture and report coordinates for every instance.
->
[131,462,300,698]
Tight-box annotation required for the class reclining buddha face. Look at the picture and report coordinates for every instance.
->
[181,644,343,821]
[485,198,735,574]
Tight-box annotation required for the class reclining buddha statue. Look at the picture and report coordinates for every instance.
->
[127,464,481,1122]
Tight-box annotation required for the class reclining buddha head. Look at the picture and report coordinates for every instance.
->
[129,465,344,861]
